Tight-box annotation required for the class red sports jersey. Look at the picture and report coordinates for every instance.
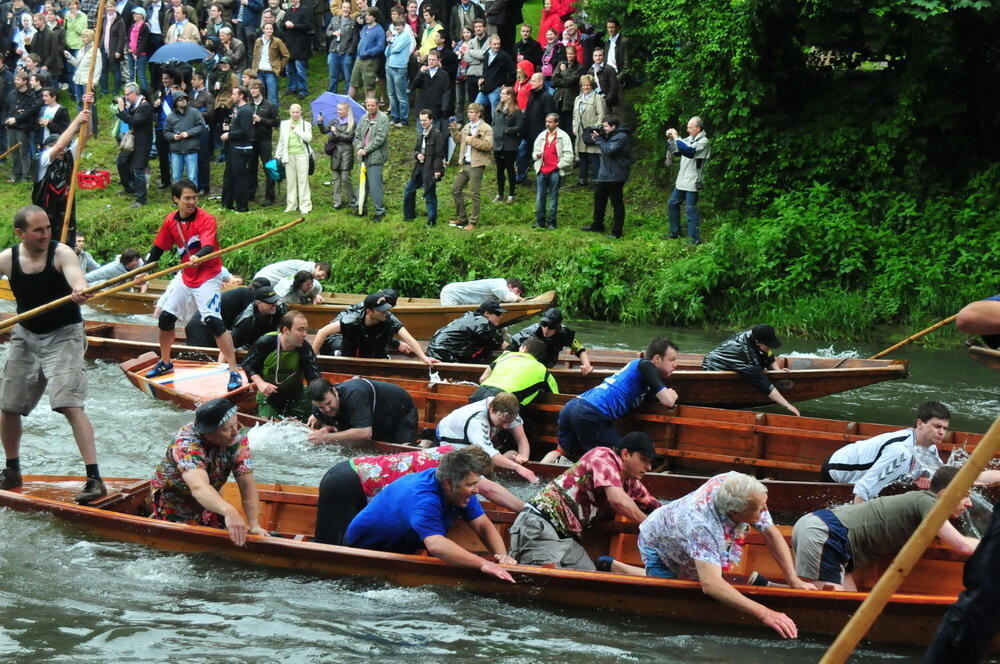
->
[153,208,222,288]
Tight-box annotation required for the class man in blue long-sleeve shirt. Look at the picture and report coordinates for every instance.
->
[349,9,386,100]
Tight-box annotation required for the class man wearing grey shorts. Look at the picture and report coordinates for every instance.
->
[0,205,106,503]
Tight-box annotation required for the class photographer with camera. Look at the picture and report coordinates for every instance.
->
[665,116,711,245]
[581,114,632,239]
[115,83,153,209]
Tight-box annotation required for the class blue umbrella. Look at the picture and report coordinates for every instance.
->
[149,42,211,64]
[310,92,365,127]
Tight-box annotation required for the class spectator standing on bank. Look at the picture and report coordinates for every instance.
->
[588,46,621,115]
[350,9,384,101]
[402,108,446,226]
[326,0,357,94]
[3,72,36,183]
[99,5,126,95]
[115,82,153,208]
[230,0,263,46]
[318,101,356,209]
[448,102,493,230]
[665,116,711,245]
[221,85,254,212]
[274,102,313,214]
[532,112,572,229]
[164,90,207,189]
[572,73,605,186]
[353,95,389,221]
[411,50,451,134]
[516,23,542,68]
[583,115,631,239]
[551,42,583,139]
[251,22,289,105]
[491,85,521,203]
[189,71,215,193]
[248,78,278,206]
[384,19,414,127]
[282,0,312,98]
[476,34,513,123]
[517,71,554,183]
[124,8,151,95]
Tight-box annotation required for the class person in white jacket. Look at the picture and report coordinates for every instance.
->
[274,103,313,214]
[531,112,574,229]
[665,116,711,245]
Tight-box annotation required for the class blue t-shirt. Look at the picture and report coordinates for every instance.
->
[986,294,1000,302]
[344,468,485,553]
[579,358,666,420]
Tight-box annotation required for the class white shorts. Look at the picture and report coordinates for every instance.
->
[160,274,224,325]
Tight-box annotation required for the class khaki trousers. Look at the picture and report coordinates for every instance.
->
[285,152,312,214]
[451,164,485,224]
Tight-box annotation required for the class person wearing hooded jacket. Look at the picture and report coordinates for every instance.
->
[426,299,508,364]
[582,114,631,239]
[702,324,800,416]
[164,90,207,189]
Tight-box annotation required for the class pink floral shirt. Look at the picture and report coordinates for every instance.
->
[350,445,457,498]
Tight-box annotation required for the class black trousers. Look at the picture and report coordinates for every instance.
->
[155,128,170,187]
[495,150,517,197]
[197,131,212,193]
[223,147,253,211]
[250,139,275,202]
[314,461,367,545]
[923,500,1000,663]
[593,180,625,235]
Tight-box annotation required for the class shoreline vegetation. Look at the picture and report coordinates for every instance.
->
[2,0,995,347]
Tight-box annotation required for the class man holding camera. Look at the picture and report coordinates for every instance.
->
[115,83,154,209]
[665,116,711,245]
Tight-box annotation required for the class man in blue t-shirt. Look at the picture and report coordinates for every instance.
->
[545,338,679,463]
[344,448,516,582]
[957,294,1000,349]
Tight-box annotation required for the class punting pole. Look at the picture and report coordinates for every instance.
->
[869,314,959,359]
[0,142,22,161]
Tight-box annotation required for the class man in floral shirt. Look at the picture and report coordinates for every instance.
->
[509,432,660,572]
[150,398,268,546]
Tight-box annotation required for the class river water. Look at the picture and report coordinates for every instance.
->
[0,304,996,663]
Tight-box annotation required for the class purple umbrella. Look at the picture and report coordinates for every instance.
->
[310,92,365,127]
[149,41,211,64]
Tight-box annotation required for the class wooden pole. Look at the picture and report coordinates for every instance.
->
[869,314,959,359]
[819,413,1000,664]
[0,217,304,334]
[0,142,22,161]
[60,0,109,245]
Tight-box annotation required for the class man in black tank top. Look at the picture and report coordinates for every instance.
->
[0,206,107,504]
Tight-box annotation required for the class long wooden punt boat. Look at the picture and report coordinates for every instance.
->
[968,344,1000,372]
[0,475,986,648]
[119,354,986,484]
[1,313,908,405]
[0,280,557,337]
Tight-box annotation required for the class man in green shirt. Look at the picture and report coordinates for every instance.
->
[242,310,322,418]
[470,337,558,405]
[792,465,979,591]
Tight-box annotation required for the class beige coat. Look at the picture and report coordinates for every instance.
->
[252,37,290,75]
[532,127,575,176]
[573,91,608,154]
[275,118,313,162]
[449,120,494,167]
[165,21,201,44]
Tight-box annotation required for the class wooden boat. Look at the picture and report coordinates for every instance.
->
[0,313,909,406]
[0,280,557,338]
[119,353,985,484]
[968,344,1000,372]
[0,474,984,648]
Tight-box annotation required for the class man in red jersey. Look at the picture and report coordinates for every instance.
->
[142,179,242,392]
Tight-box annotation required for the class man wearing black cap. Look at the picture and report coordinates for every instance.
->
[508,307,593,375]
[509,432,661,571]
[32,104,91,248]
[184,283,286,350]
[701,324,800,416]
[311,291,439,365]
[426,298,508,364]
[150,398,268,546]
[243,311,322,418]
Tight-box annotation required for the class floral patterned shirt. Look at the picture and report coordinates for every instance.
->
[150,423,253,523]
[350,445,457,498]
[530,446,660,537]
[637,472,773,580]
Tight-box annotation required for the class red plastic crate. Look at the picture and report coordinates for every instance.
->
[77,170,111,189]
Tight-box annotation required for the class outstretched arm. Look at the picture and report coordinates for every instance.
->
[423,532,515,582]
[695,559,798,639]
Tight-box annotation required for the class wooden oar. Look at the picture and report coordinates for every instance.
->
[819,413,1000,663]
[1,217,304,334]
[59,0,109,245]
[0,142,22,162]
[869,313,959,359]
[0,260,158,333]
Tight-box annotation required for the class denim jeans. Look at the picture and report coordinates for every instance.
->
[257,70,279,105]
[287,59,308,93]
[170,151,199,189]
[127,53,148,94]
[402,170,438,223]
[99,51,122,95]
[363,162,385,215]
[534,170,561,226]
[668,187,701,241]
[515,138,530,181]
[386,66,409,124]
[474,87,502,121]
[327,52,353,92]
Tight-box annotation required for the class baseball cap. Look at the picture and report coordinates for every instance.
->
[540,307,563,328]
[480,298,508,315]
[364,292,393,312]
[173,90,188,101]
[254,286,280,304]
[751,324,782,349]
[194,398,238,434]
[615,431,661,460]
[219,56,231,65]
[131,6,146,15]
[379,288,399,306]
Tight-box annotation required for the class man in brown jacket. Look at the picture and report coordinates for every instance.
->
[449,102,493,230]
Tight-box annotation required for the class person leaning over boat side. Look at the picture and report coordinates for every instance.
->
[426,298,508,364]
[252,259,331,288]
[701,324,800,417]
[275,269,324,306]
[439,276,525,305]
[150,398,269,546]
[545,338,679,464]
[84,248,144,285]
[956,293,1000,350]
[507,307,593,375]
[141,180,243,393]
[509,433,660,573]
[311,291,439,366]
[314,445,524,545]
[472,336,558,406]
[306,377,420,446]
[638,472,815,639]
[433,392,539,483]
[0,205,106,504]
[793,465,977,594]
[185,284,287,351]
[243,311,322,419]
[344,447,517,583]
[822,401,1000,503]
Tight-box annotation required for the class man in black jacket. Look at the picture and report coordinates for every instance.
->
[411,51,451,134]
[185,284,286,349]
[221,86,254,212]
[3,72,39,182]
[281,0,312,97]
[247,78,278,205]
[99,6,126,95]
[517,72,554,181]
[476,34,513,123]
[115,82,153,208]
[28,13,63,78]
[426,298,507,364]
[403,109,446,226]
[583,116,632,239]
[515,23,542,67]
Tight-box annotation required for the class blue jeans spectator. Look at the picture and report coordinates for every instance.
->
[474,87,502,121]
[362,163,385,215]
[257,70,279,105]
[170,152,199,189]
[127,53,149,94]
[402,170,438,224]
[386,66,409,124]
[286,60,309,94]
[534,169,561,228]
[99,51,122,94]
[668,187,701,243]
[515,138,530,182]
[327,52,353,92]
